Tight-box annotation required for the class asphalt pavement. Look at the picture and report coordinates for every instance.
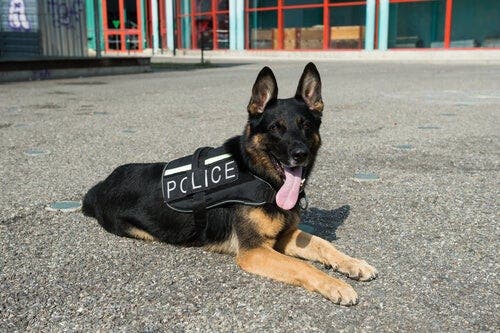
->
[0,61,499,332]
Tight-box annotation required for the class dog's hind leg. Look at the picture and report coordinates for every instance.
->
[124,223,158,241]
[236,246,358,306]
[111,215,158,241]
[274,229,378,281]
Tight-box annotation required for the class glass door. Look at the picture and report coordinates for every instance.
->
[102,0,143,52]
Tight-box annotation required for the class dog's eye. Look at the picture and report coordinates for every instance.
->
[297,117,310,131]
[269,123,279,131]
[302,121,311,130]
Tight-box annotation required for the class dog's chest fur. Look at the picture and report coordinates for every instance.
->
[205,205,301,254]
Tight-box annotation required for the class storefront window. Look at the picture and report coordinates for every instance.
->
[107,34,121,50]
[176,0,499,51]
[103,0,142,52]
[106,0,120,29]
[216,14,230,49]
[248,10,277,49]
[330,1,366,49]
[451,0,500,48]
[248,0,277,8]
[388,0,445,49]
[284,0,322,5]
[195,0,211,13]
[176,0,229,50]
[283,8,323,50]
[246,0,366,50]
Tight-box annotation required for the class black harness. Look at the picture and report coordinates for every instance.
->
[161,146,277,230]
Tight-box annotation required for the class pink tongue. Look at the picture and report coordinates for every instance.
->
[276,166,303,210]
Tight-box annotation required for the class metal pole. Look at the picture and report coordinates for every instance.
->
[229,0,236,49]
[378,0,389,51]
[236,0,244,50]
[172,0,177,55]
[201,32,204,64]
[151,0,159,53]
[252,0,257,49]
[93,0,102,57]
[365,0,375,51]
[166,0,175,51]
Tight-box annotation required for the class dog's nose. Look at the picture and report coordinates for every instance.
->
[291,148,308,164]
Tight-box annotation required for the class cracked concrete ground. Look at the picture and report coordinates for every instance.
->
[0,61,498,331]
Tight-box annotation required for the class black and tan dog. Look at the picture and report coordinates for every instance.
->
[82,63,377,306]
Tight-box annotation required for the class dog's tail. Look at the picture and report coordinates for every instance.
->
[81,183,100,218]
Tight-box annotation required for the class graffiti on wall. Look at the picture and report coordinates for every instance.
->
[8,0,31,30]
[47,0,84,30]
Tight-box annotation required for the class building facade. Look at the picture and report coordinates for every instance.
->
[1,0,498,59]
[85,0,500,53]
[1,0,88,58]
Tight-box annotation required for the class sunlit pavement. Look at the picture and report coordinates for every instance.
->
[1,61,498,331]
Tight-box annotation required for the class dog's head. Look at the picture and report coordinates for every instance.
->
[243,63,323,210]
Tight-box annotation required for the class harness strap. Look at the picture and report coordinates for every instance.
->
[191,147,211,232]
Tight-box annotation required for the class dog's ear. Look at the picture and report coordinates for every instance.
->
[295,62,323,113]
[247,66,278,115]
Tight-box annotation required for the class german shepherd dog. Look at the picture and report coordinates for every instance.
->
[82,63,377,305]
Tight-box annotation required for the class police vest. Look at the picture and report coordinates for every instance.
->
[161,146,277,220]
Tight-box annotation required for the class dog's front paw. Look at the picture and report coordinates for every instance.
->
[335,258,378,281]
[320,280,358,306]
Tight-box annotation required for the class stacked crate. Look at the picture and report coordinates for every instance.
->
[299,27,323,49]
[250,28,274,49]
[283,28,299,50]
[252,26,365,50]
[330,26,365,49]
[282,27,323,50]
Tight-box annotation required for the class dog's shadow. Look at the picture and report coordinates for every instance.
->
[300,205,350,242]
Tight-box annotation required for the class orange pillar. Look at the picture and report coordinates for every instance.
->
[322,0,329,50]
[277,0,283,50]
[444,0,453,48]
